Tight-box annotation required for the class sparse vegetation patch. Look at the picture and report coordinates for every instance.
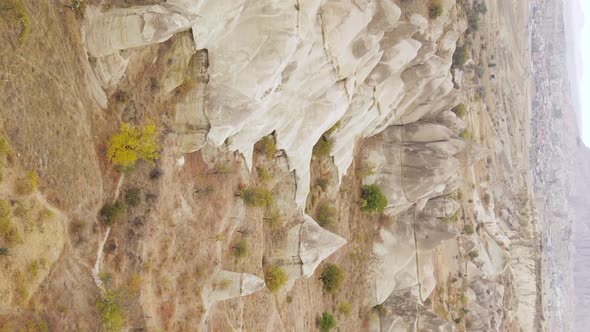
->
[320,263,344,294]
[107,123,160,169]
[264,265,288,292]
[360,184,388,212]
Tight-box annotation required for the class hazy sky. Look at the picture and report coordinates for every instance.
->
[581,1,590,145]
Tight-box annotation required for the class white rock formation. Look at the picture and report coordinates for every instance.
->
[160,0,464,207]
[369,290,458,332]
[208,270,265,303]
[369,209,458,306]
[85,5,196,58]
[363,120,486,216]
[277,214,346,282]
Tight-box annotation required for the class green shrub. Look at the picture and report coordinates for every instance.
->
[97,290,126,331]
[232,239,249,259]
[467,10,480,33]
[124,188,142,207]
[240,187,273,207]
[313,136,333,158]
[429,0,444,19]
[264,210,283,228]
[107,123,160,169]
[482,193,491,206]
[337,302,352,316]
[256,166,272,182]
[0,247,8,256]
[316,177,330,191]
[264,265,288,292]
[15,170,39,195]
[463,224,475,235]
[441,208,462,224]
[28,260,40,279]
[99,200,126,226]
[0,137,9,157]
[325,121,341,136]
[468,250,479,259]
[475,1,487,14]
[459,130,471,140]
[1,0,31,45]
[320,264,344,294]
[257,135,277,159]
[315,203,336,228]
[318,312,337,332]
[360,184,388,212]
[213,162,233,175]
[452,45,471,67]
[0,200,22,245]
[451,103,467,118]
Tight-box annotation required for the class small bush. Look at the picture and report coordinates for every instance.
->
[429,0,444,19]
[0,247,8,256]
[315,203,336,228]
[313,136,333,158]
[482,193,491,206]
[232,239,249,259]
[320,264,344,294]
[264,265,288,292]
[451,103,467,118]
[99,200,126,226]
[107,123,160,169]
[213,162,233,175]
[468,250,479,259]
[316,177,330,191]
[257,135,277,159]
[360,184,388,212]
[15,170,39,195]
[0,137,9,157]
[463,224,475,235]
[467,10,480,33]
[97,290,126,332]
[337,302,351,316]
[149,167,163,180]
[127,273,142,295]
[28,260,40,279]
[318,312,337,332]
[459,130,471,140]
[441,208,462,224]
[325,121,341,136]
[265,210,283,228]
[0,200,22,245]
[256,166,272,182]
[240,187,273,207]
[452,45,471,68]
[124,188,142,207]
[2,0,31,44]
[475,1,487,14]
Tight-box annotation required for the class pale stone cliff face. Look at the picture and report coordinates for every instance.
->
[79,1,534,331]
[86,0,463,207]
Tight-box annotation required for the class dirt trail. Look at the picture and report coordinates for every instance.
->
[92,174,125,292]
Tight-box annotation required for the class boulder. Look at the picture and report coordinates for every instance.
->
[85,5,196,57]
[208,270,265,303]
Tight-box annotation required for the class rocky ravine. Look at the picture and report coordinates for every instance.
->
[0,0,541,331]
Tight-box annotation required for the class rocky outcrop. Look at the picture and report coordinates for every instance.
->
[157,0,464,207]
[207,270,265,303]
[369,205,459,306]
[465,279,506,331]
[273,215,346,283]
[363,119,486,216]
[369,290,458,332]
[85,5,196,58]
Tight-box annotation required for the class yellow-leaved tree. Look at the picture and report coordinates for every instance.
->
[107,123,160,169]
